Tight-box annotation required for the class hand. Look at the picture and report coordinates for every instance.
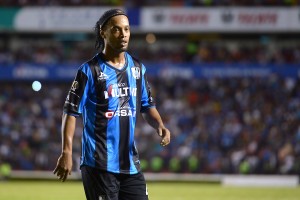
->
[53,152,72,182]
[157,126,171,147]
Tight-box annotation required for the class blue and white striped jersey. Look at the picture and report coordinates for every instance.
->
[63,52,155,174]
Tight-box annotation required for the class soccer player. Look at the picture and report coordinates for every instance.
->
[53,8,171,200]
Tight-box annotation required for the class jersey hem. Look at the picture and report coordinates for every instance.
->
[63,111,81,117]
[80,163,140,175]
[141,105,156,113]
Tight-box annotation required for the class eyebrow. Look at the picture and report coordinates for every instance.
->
[111,24,130,29]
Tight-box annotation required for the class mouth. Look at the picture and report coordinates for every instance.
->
[120,41,127,46]
[119,41,128,49]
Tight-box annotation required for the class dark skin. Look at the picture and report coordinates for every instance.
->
[53,15,171,182]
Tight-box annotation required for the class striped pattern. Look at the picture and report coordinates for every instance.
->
[63,52,155,174]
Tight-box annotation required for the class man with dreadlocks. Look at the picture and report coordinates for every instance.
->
[53,8,171,200]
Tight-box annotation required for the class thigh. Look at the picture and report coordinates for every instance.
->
[81,165,119,200]
[119,172,149,200]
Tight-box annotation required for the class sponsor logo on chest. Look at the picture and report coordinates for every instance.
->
[104,83,137,99]
[105,109,136,119]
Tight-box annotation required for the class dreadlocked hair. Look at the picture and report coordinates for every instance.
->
[94,20,103,51]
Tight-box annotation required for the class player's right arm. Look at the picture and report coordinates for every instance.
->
[53,64,90,181]
[53,114,76,182]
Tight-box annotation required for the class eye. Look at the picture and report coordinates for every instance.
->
[112,27,120,33]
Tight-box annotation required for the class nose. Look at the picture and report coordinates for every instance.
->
[120,30,125,38]
[120,28,128,38]
[120,31,124,38]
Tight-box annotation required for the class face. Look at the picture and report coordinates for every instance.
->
[101,15,130,53]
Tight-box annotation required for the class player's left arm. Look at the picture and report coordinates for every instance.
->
[142,107,171,146]
[139,63,170,146]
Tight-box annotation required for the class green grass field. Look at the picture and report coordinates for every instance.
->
[0,181,299,200]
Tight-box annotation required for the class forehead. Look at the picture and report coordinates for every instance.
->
[108,15,129,27]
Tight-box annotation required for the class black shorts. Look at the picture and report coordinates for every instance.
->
[81,165,149,200]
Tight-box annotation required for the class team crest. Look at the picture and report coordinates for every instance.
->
[131,67,140,79]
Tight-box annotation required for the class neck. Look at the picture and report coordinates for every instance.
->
[101,49,126,69]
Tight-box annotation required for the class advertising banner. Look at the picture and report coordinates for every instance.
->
[13,7,138,32]
[1,7,299,32]
[0,63,299,81]
[0,8,19,30]
[140,7,300,32]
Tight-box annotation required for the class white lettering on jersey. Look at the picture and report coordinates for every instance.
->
[105,109,136,119]
[104,84,137,99]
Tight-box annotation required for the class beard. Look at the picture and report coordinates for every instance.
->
[104,40,129,54]
[118,42,129,52]
[107,39,129,53]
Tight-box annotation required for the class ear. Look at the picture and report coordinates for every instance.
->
[100,29,106,39]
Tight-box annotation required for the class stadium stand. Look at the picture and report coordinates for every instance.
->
[0,3,300,176]
[0,34,300,65]
[0,75,300,174]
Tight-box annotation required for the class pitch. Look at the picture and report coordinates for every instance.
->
[0,181,299,200]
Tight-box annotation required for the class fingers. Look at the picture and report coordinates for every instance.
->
[161,137,170,146]
[53,166,70,182]
[160,139,166,146]
[61,170,69,182]
[53,154,72,182]
[59,169,69,182]
[160,128,171,147]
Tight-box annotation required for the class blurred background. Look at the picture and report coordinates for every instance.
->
[0,1,300,181]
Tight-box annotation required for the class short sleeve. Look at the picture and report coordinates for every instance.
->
[140,65,155,112]
[63,66,89,117]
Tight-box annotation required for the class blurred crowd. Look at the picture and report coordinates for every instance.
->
[0,0,300,179]
[0,0,299,7]
[145,75,300,174]
[0,73,300,175]
[1,35,300,65]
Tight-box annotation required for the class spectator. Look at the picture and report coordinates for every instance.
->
[1,74,299,174]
